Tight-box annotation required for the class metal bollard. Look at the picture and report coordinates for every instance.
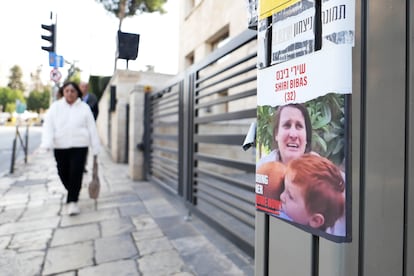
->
[9,127,18,174]
[24,124,29,163]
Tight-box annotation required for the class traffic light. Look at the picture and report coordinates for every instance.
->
[41,24,56,53]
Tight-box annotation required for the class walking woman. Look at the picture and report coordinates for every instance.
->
[40,81,100,215]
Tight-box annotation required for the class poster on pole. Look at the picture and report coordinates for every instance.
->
[271,0,315,65]
[259,0,301,20]
[256,0,354,243]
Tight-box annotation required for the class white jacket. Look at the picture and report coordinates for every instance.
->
[41,98,101,155]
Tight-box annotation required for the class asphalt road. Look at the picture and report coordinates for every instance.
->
[0,125,42,176]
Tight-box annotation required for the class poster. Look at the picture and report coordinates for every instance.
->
[257,18,270,69]
[259,0,301,20]
[256,0,354,243]
[271,1,315,65]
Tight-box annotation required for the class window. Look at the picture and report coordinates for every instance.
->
[185,51,195,68]
[207,26,230,53]
[185,0,203,16]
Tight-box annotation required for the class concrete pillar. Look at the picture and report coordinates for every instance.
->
[111,97,127,163]
[128,85,146,180]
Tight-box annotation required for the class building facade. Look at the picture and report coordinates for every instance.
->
[178,0,250,71]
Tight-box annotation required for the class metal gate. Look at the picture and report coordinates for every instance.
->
[144,29,258,256]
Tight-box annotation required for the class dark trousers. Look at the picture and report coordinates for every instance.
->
[54,147,88,203]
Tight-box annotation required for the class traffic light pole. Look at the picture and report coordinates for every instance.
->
[41,13,57,54]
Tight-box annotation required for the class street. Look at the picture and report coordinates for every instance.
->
[0,125,42,176]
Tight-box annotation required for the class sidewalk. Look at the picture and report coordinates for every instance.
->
[0,148,254,276]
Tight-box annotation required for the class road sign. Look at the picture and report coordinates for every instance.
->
[50,68,62,83]
[49,52,64,67]
[15,100,26,114]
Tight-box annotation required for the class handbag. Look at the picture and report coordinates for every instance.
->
[88,155,100,199]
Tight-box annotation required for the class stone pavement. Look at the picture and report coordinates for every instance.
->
[0,148,254,276]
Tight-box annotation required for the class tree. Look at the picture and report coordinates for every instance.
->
[96,0,167,30]
[8,65,25,91]
[0,87,25,113]
[30,66,45,92]
[96,0,167,70]
[26,89,51,113]
[89,75,111,101]
[65,60,82,83]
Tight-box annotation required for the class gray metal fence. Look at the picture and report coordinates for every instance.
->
[144,29,257,256]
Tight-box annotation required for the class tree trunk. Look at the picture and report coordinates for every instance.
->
[114,0,127,71]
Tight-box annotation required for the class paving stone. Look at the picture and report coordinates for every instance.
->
[0,148,254,276]
[0,235,11,249]
[119,202,147,217]
[51,224,100,247]
[4,203,27,211]
[19,251,46,274]
[101,217,136,237]
[134,185,160,201]
[0,192,28,207]
[19,203,61,221]
[226,251,255,274]
[54,272,76,276]
[138,250,186,275]
[0,177,15,188]
[136,236,173,256]
[173,236,244,276]
[60,208,119,227]
[76,199,96,213]
[96,193,141,211]
[155,216,199,240]
[78,259,140,276]
[0,217,60,236]
[43,241,94,275]
[142,197,180,218]
[171,235,213,256]
[0,249,44,276]
[132,227,164,242]
[9,229,53,252]
[95,234,138,264]
[14,179,47,187]
[131,215,158,231]
[0,207,25,224]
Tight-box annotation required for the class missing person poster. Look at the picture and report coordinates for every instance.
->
[271,1,315,65]
[256,0,354,243]
[259,0,301,20]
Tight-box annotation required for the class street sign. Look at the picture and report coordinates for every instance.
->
[15,100,26,114]
[49,52,64,67]
[50,68,62,83]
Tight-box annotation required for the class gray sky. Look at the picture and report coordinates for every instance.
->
[0,0,178,86]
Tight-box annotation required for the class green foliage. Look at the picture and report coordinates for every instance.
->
[256,93,346,166]
[8,65,25,91]
[26,89,51,112]
[307,93,345,165]
[0,87,25,113]
[68,71,81,84]
[257,106,275,156]
[89,75,111,101]
[96,0,167,29]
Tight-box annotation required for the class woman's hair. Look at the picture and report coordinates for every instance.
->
[61,81,82,98]
[56,86,64,99]
[272,103,312,153]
